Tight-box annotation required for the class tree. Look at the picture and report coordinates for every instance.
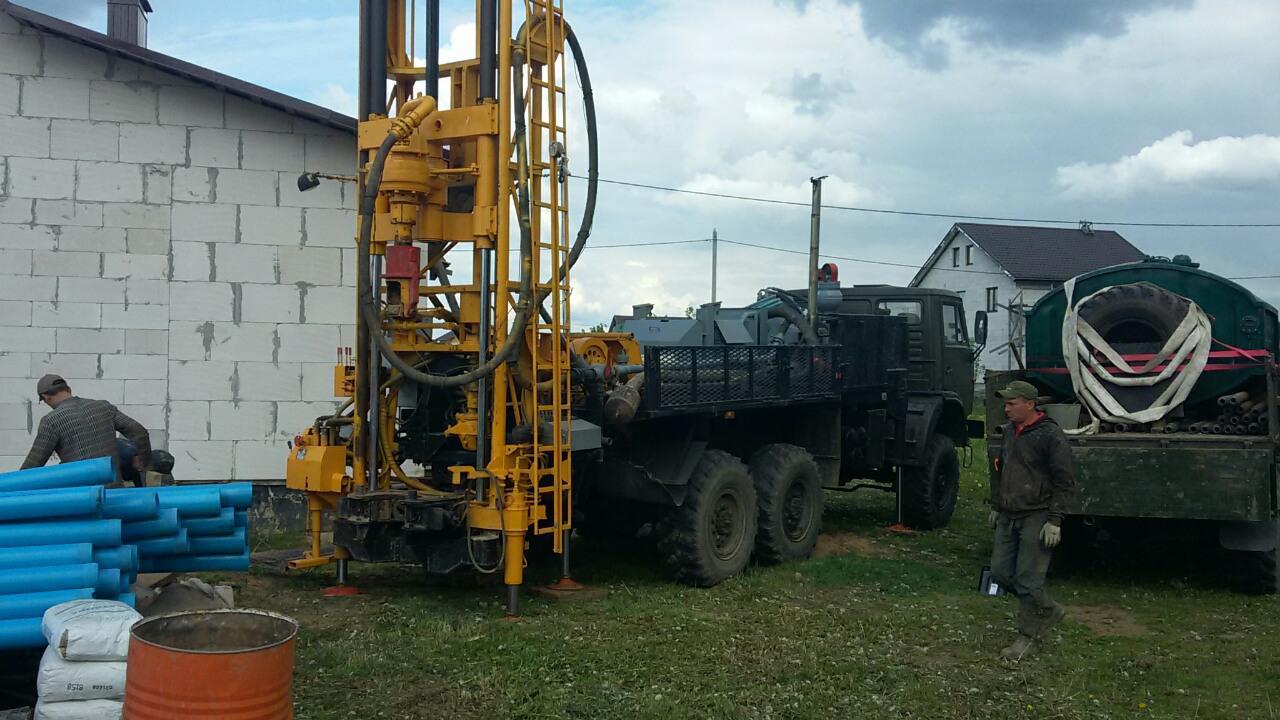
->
[684,306,695,318]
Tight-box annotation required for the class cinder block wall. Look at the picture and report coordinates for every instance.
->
[0,13,357,480]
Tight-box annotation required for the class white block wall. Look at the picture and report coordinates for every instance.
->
[0,14,357,479]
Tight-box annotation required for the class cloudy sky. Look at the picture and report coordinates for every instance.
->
[23,0,1280,327]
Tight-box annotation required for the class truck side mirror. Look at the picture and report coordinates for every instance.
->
[973,311,988,347]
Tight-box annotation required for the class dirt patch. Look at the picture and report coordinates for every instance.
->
[1062,604,1146,637]
[813,532,893,559]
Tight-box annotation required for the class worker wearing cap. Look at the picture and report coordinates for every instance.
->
[989,379,1075,661]
[21,374,152,486]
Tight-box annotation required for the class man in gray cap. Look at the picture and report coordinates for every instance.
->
[21,374,152,486]
[989,379,1075,661]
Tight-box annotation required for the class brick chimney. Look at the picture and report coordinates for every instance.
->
[106,0,152,47]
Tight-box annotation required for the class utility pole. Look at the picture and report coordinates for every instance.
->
[808,176,827,331]
[710,228,718,304]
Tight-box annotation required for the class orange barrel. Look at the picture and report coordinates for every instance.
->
[124,609,298,719]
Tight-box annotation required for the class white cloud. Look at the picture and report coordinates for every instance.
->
[310,83,356,116]
[1056,131,1280,197]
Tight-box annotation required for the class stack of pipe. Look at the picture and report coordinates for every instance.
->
[0,459,252,649]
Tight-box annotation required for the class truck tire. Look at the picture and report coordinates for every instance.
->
[750,444,822,564]
[900,434,959,530]
[658,449,757,587]
[1234,549,1280,594]
[1076,282,1188,345]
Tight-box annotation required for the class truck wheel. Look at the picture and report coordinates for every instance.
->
[900,434,960,530]
[1234,549,1280,594]
[750,444,822,564]
[658,449,757,587]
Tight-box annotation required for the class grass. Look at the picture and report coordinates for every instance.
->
[232,441,1280,720]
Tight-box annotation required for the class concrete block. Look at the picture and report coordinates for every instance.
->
[171,167,215,203]
[58,226,125,253]
[124,278,168,305]
[56,328,123,355]
[301,362,340,401]
[214,244,276,284]
[224,96,291,132]
[116,123,184,164]
[167,360,234,401]
[20,77,90,120]
[0,116,50,158]
[126,228,169,255]
[0,249,33,276]
[119,403,165,431]
[215,169,277,206]
[124,378,167,404]
[0,76,16,115]
[301,208,355,248]
[210,401,274,440]
[168,401,210,440]
[34,200,103,227]
[30,352,98,379]
[0,432,34,455]
[342,249,357,286]
[0,355,30,379]
[166,322,207,361]
[303,135,355,175]
[33,301,101,328]
[276,324,339,362]
[0,300,31,326]
[102,203,169,230]
[101,353,167,379]
[0,277,54,303]
[241,284,299,323]
[7,157,75,199]
[0,327,56,353]
[0,224,55,251]
[232,440,288,480]
[169,321,274,362]
[76,161,145,203]
[278,246,341,286]
[158,85,225,128]
[236,362,300,401]
[124,329,168,355]
[33,250,100,277]
[242,130,305,172]
[0,379,34,402]
[167,441,234,481]
[50,120,119,161]
[0,9,21,33]
[0,34,41,75]
[304,287,354,322]
[0,197,34,224]
[143,165,172,204]
[168,282,232,321]
[101,303,168,329]
[240,205,302,246]
[278,171,341,209]
[172,203,235,243]
[57,277,125,303]
[89,81,157,123]
[62,378,124,404]
[188,128,239,168]
[171,241,213,282]
[42,36,109,80]
[103,253,169,280]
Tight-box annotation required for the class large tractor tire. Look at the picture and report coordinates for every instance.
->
[1076,282,1189,345]
[750,444,823,565]
[899,433,960,530]
[658,449,757,587]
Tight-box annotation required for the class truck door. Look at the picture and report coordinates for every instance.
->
[940,301,974,412]
[875,299,929,391]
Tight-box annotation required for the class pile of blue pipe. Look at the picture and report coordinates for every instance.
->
[0,457,252,649]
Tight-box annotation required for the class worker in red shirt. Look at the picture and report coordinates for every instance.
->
[989,380,1076,661]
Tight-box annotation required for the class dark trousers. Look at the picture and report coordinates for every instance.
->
[990,510,1057,636]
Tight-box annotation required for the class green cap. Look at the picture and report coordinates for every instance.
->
[996,380,1038,401]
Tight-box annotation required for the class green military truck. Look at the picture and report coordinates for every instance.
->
[985,256,1280,592]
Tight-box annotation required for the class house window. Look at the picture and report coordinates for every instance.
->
[951,247,959,267]
[985,287,998,313]
[965,245,973,265]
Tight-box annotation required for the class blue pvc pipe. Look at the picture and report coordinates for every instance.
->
[0,518,120,549]
[161,490,222,518]
[139,549,250,573]
[0,617,45,650]
[117,592,136,607]
[0,563,99,596]
[92,546,137,575]
[122,508,180,540]
[112,483,252,509]
[101,491,160,521]
[118,573,131,595]
[0,588,94,621]
[181,508,235,536]
[0,457,115,493]
[0,544,93,570]
[94,568,121,598]
[234,510,248,528]
[0,485,103,522]
[187,528,247,556]
[135,529,189,557]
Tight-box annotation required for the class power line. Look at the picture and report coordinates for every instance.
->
[719,238,1006,276]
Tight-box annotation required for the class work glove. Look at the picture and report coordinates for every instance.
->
[1040,522,1062,548]
[988,510,999,529]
